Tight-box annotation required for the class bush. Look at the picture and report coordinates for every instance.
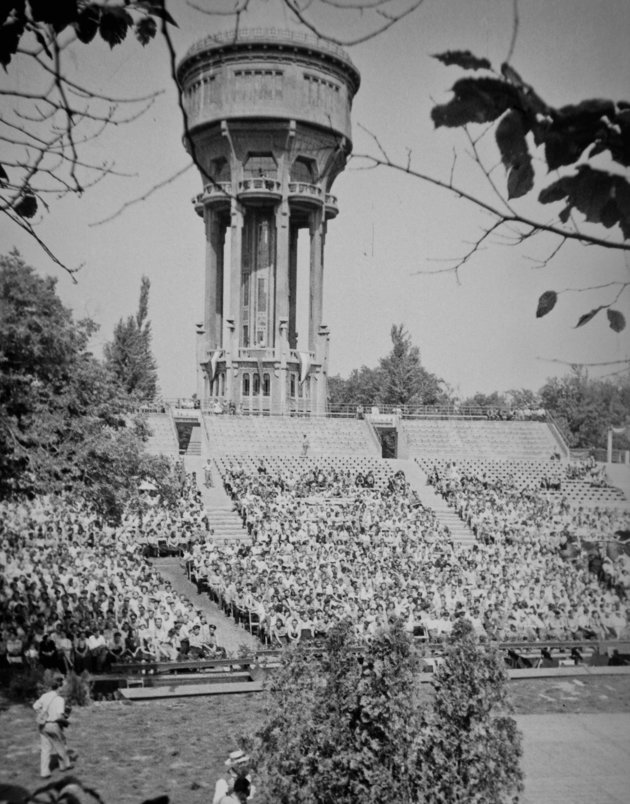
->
[5,666,91,707]
[249,618,523,803]
[6,664,46,702]
[62,671,92,708]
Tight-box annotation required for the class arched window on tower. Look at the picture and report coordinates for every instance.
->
[290,156,317,184]
[262,373,270,397]
[253,373,261,395]
[242,373,250,397]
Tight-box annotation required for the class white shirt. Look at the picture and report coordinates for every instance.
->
[33,689,65,723]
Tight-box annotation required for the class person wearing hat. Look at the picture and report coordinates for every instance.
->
[32,673,73,778]
[212,751,252,804]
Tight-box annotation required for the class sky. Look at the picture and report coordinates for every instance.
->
[2,0,629,400]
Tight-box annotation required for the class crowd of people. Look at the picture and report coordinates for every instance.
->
[3,450,629,673]
[0,474,226,674]
[427,461,630,636]
[185,458,630,646]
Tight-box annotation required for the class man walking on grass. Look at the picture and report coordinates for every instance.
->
[33,673,73,778]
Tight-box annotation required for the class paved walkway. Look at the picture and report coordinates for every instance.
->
[518,713,630,803]
[153,558,259,655]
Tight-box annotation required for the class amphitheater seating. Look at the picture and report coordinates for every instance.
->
[144,413,179,456]
[416,457,628,507]
[404,420,560,461]
[203,414,378,457]
[214,454,395,490]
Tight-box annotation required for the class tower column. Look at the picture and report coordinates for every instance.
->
[275,198,290,341]
[308,208,325,352]
[204,208,224,349]
[288,225,298,350]
[225,199,244,400]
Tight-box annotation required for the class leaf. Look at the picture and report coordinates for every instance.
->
[136,1,178,27]
[134,16,157,46]
[535,291,557,319]
[74,4,100,44]
[539,167,630,239]
[495,110,534,199]
[0,15,26,68]
[99,7,133,49]
[433,50,491,71]
[507,160,534,198]
[607,309,626,333]
[432,77,521,129]
[14,192,37,218]
[28,0,78,32]
[575,306,604,328]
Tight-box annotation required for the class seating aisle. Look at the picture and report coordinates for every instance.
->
[153,557,259,655]
[184,455,248,542]
[392,458,476,545]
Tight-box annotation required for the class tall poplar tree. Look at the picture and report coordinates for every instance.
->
[379,324,446,406]
[104,276,158,402]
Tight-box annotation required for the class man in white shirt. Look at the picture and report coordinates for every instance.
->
[33,674,73,778]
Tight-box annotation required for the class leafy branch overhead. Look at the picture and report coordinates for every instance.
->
[432,49,630,332]
[0,1,176,276]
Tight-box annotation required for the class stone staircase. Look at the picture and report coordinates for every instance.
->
[391,458,476,545]
[184,455,249,543]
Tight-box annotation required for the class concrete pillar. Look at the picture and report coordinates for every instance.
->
[308,208,325,351]
[225,199,243,401]
[288,225,298,350]
[217,223,225,348]
[275,199,290,347]
[204,208,223,349]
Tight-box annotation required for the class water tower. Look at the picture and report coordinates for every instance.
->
[177,29,360,414]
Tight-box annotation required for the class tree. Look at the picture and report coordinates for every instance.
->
[249,618,523,803]
[0,251,179,518]
[379,324,447,406]
[250,619,427,804]
[328,324,448,409]
[328,365,383,409]
[540,367,630,450]
[104,275,158,402]
[461,391,507,410]
[418,620,523,804]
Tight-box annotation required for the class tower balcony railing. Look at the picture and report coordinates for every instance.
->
[325,193,339,215]
[237,347,277,360]
[238,177,282,200]
[193,181,232,211]
[236,348,317,362]
[288,182,339,216]
[288,181,323,202]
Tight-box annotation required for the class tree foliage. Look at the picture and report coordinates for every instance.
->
[540,367,630,450]
[250,619,427,804]
[249,618,522,804]
[431,50,629,331]
[104,275,158,402]
[419,620,523,804]
[329,324,447,408]
[0,251,179,519]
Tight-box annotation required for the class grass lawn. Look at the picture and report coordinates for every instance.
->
[2,675,630,804]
